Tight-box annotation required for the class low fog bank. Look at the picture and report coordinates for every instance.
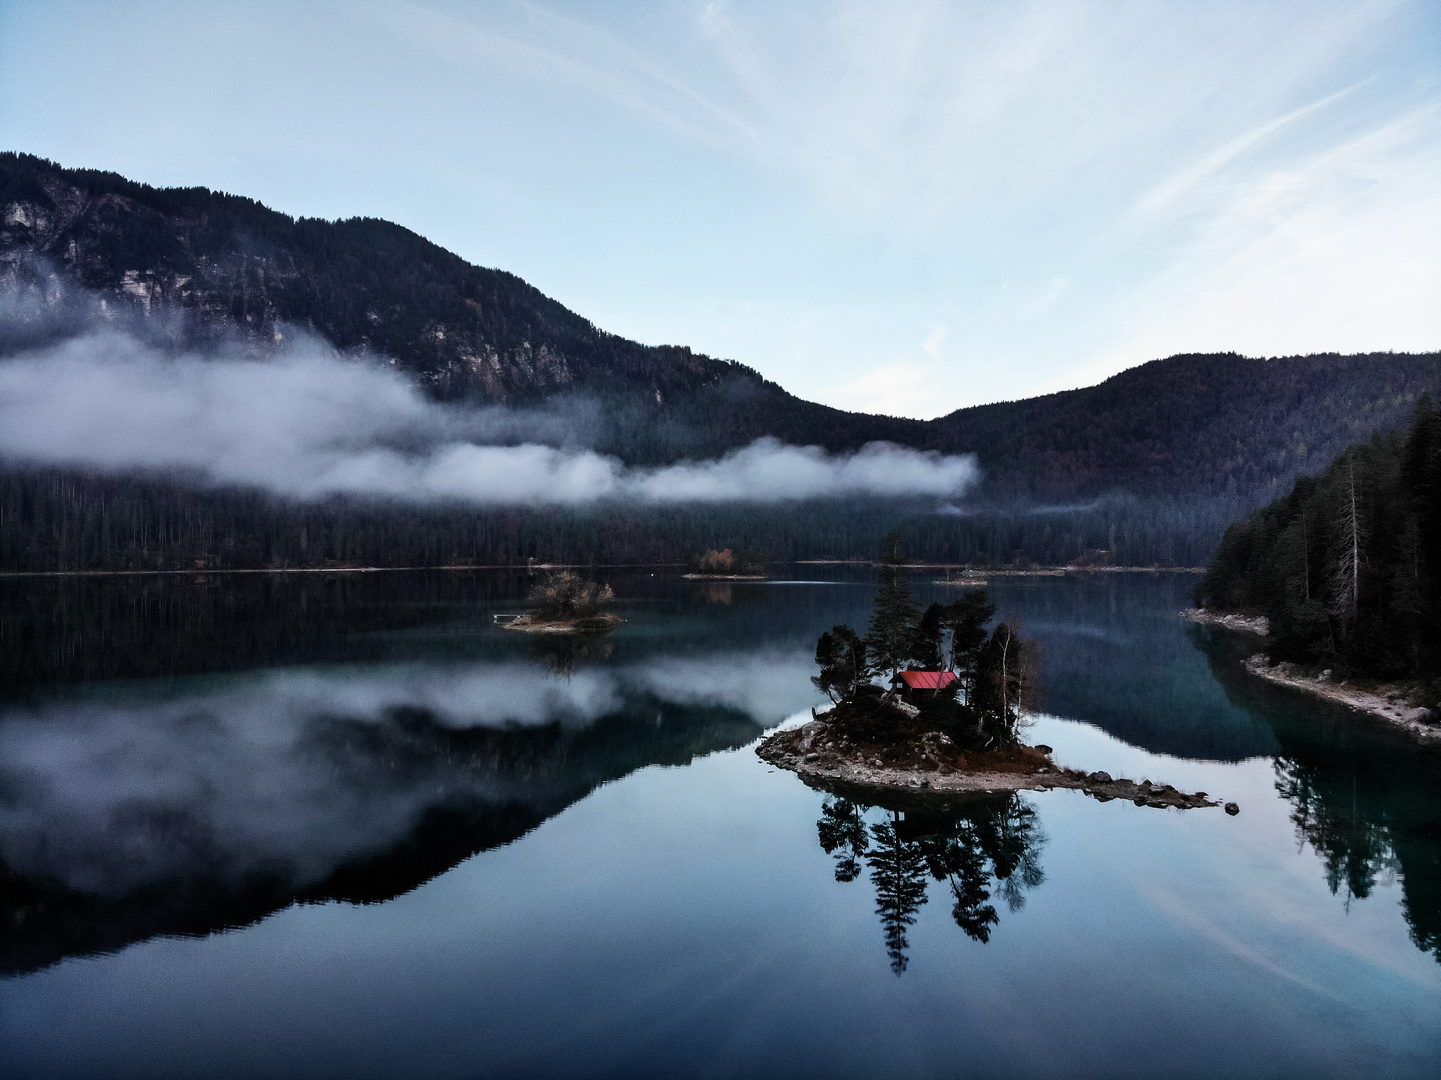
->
[0,650,815,898]
[0,312,978,505]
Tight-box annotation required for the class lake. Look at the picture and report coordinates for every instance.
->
[0,568,1437,1079]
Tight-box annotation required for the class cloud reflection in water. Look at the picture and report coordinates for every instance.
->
[0,648,815,952]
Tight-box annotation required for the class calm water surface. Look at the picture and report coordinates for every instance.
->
[0,569,1437,1079]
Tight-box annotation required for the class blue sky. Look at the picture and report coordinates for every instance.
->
[1,0,1437,418]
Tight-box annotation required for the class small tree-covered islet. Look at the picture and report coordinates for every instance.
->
[759,534,1223,810]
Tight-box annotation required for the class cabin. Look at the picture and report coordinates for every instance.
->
[891,670,957,702]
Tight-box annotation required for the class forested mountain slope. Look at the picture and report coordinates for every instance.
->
[939,352,1441,505]
[2,152,1437,502]
[1,152,1438,570]
[1196,397,1441,694]
[0,152,921,464]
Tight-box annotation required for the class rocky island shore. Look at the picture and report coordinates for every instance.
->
[500,612,622,634]
[773,547,1224,813]
[1181,607,1270,635]
[757,718,1223,811]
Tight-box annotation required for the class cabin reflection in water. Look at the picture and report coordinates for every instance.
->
[817,792,1046,974]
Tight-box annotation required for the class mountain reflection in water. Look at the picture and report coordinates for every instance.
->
[0,568,867,979]
[2,564,1438,1001]
[0,657,772,977]
[818,793,1046,973]
[983,573,1440,965]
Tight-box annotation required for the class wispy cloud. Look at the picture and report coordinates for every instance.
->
[382,1,756,150]
[1135,79,1374,217]
[2,0,1434,418]
[1071,100,1441,389]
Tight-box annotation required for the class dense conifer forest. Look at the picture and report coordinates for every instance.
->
[1196,397,1441,696]
[0,468,1239,572]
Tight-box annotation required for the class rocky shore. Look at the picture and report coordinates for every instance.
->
[1184,608,1438,741]
[757,719,1222,811]
[1241,655,1438,743]
[500,613,623,634]
[1181,607,1270,635]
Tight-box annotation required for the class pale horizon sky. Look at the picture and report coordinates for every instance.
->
[1,0,1437,418]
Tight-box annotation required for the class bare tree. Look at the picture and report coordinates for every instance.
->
[1331,458,1366,636]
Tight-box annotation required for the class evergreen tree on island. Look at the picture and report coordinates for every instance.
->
[865,532,923,682]
[807,535,1037,750]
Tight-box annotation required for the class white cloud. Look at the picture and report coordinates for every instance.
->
[0,329,978,504]
[921,324,948,358]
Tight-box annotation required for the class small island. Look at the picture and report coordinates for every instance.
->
[761,536,1221,812]
[501,570,622,634]
[683,547,768,580]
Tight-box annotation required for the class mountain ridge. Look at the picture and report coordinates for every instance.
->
[2,151,1438,515]
[0,151,929,466]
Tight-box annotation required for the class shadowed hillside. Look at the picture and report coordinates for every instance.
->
[2,152,1437,567]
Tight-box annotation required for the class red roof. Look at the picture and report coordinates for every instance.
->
[897,671,957,690]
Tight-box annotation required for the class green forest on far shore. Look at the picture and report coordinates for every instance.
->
[1196,396,1441,699]
[0,468,1241,574]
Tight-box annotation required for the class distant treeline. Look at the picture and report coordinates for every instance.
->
[1196,396,1441,691]
[0,468,1243,573]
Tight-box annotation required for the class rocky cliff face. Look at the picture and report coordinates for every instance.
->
[0,152,762,408]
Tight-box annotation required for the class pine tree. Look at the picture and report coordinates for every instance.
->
[972,622,1037,746]
[812,625,867,704]
[865,532,922,682]
[916,603,945,670]
[943,589,996,702]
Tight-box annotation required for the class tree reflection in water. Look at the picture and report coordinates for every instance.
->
[529,633,615,677]
[1274,750,1441,963]
[1275,758,1400,908]
[1195,629,1441,963]
[817,793,1046,974]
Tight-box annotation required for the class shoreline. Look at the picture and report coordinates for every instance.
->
[1,562,1208,580]
[1183,608,1438,741]
[498,613,623,634]
[1181,607,1270,635]
[0,564,670,578]
[1241,655,1438,743]
[756,723,1220,810]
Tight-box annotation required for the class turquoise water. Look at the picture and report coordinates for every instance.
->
[0,570,1436,1078]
